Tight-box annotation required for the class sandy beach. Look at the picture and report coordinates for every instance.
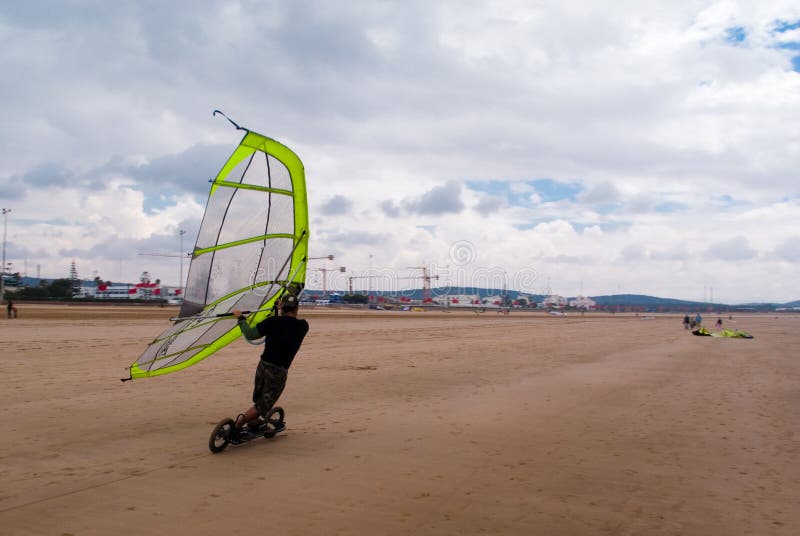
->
[1,304,798,535]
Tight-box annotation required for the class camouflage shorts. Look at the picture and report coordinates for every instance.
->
[252,360,288,417]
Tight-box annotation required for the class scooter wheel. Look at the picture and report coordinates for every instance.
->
[209,418,235,453]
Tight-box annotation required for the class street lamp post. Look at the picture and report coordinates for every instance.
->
[1,208,10,305]
[179,229,186,295]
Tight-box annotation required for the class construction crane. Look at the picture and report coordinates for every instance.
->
[405,266,440,302]
[315,266,346,298]
[347,274,375,295]
[347,268,439,301]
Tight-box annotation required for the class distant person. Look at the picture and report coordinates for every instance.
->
[716,317,723,329]
[694,313,702,327]
[6,299,17,319]
[682,315,691,330]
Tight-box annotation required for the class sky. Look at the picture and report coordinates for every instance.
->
[1,0,799,304]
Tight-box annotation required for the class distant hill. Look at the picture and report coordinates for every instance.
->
[304,288,800,311]
[590,294,724,309]
[306,286,541,301]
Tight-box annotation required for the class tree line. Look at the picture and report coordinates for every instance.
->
[5,278,78,300]
[4,275,121,301]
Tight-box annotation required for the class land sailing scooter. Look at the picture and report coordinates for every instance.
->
[208,407,286,453]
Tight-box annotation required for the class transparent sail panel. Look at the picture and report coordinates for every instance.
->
[196,186,236,249]
[205,241,265,305]
[217,189,272,245]
[267,194,295,235]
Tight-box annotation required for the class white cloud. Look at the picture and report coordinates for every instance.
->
[1,1,799,302]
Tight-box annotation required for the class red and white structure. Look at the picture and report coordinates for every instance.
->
[85,272,182,301]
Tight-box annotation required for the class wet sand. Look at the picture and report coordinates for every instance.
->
[1,305,798,535]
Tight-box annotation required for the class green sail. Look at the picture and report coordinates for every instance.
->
[128,130,309,379]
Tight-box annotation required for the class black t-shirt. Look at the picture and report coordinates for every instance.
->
[256,315,309,369]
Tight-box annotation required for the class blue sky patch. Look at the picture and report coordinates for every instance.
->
[142,194,164,214]
[530,179,582,202]
[773,20,800,33]
[514,219,631,234]
[513,218,573,232]
[593,203,619,215]
[725,26,746,44]
[654,201,687,213]
[716,194,735,207]
[467,178,582,207]
[142,191,189,214]
[467,180,512,199]
[513,220,626,233]
[572,221,628,233]
[713,194,751,209]
[772,20,800,62]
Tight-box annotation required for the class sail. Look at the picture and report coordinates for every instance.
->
[711,328,754,339]
[127,129,309,379]
[692,327,754,338]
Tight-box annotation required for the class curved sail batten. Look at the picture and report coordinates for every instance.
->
[128,130,308,379]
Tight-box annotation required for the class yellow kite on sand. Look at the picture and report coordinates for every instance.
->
[692,327,754,338]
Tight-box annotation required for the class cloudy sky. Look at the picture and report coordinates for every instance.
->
[1,1,799,303]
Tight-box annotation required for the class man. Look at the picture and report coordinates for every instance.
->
[7,299,17,319]
[231,294,309,437]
